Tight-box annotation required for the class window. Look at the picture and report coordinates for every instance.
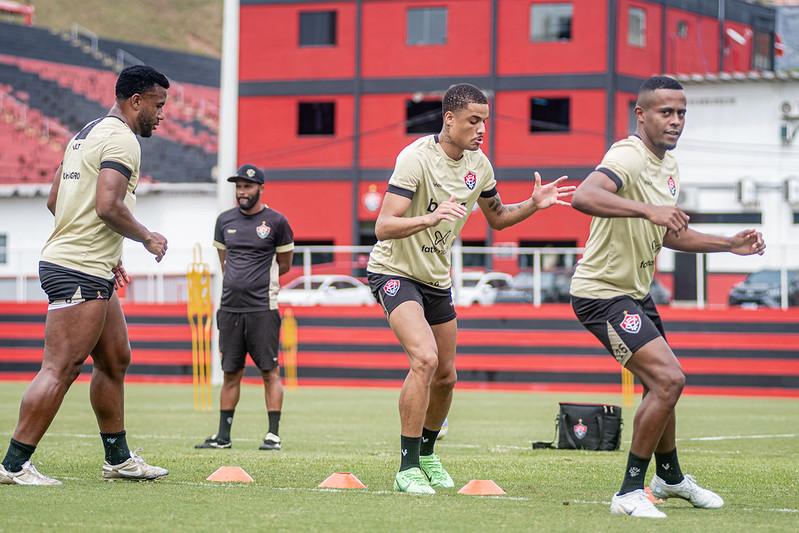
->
[628,7,646,47]
[0,234,6,264]
[298,102,335,135]
[530,3,572,42]
[752,31,773,71]
[530,97,570,133]
[676,20,688,39]
[407,7,447,45]
[291,240,334,266]
[461,240,487,268]
[299,11,337,46]
[628,99,638,134]
[406,100,442,134]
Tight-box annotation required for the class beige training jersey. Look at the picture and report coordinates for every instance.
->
[570,135,680,300]
[368,135,497,289]
[40,116,140,279]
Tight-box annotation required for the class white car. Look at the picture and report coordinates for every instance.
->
[278,275,375,306]
[453,271,512,307]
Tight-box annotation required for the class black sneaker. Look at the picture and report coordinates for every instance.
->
[195,435,231,449]
[259,432,281,450]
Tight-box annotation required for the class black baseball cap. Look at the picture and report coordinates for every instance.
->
[227,164,264,184]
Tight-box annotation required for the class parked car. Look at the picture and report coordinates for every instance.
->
[278,275,375,306]
[728,269,799,308]
[453,271,512,306]
[494,270,573,304]
[650,278,672,305]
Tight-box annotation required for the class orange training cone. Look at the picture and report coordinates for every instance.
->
[644,486,664,503]
[206,466,254,482]
[458,479,506,495]
[318,472,367,489]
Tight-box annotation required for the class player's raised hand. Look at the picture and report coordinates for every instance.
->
[429,194,468,224]
[729,229,766,256]
[530,172,575,210]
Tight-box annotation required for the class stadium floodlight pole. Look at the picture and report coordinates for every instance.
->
[213,0,241,386]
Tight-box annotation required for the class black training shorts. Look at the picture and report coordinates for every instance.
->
[217,309,281,372]
[571,294,666,366]
[39,261,115,308]
[367,272,456,326]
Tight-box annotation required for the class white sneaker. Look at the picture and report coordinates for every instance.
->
[259,432,281,450]
[610,489,667,518]
[102,449,168,481]
[650,474,724,509]
[0,461,62,486]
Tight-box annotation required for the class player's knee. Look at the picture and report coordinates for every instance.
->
[654,370,685,404]
[432,369,457,392]
[410,351,439,376]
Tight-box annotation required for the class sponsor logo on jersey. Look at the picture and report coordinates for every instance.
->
[620,312,641,334]
[62,171,81,180]
[464,171,477,190]
[421,230,451,255]
[573,419,588,440]
[383,279,400,297]
[667,176,677,196]
[256,222,271,239]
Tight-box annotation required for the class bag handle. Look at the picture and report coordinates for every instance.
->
[532,413,559,449]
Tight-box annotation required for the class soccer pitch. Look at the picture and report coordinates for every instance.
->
[0,382,797,532]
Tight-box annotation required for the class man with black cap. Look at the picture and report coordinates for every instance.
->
[195,164,294,451]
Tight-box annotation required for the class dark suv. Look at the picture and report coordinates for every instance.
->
[728,269,799,308]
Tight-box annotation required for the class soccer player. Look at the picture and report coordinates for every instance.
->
[569,75,766,518]
[367,83,575,494]
[195,164,294,451]
[0,66,170,485]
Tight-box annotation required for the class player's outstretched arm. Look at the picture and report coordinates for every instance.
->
[375,191,466,241]
[664,228,766,256]
[96,167,168,262]
[478,172,574,230]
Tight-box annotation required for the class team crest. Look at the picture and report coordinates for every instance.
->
[620,312,641,334]
[464,171,477,191]
[573,419,588,440]
[383,279,400,297]
[256,222,271,239]
[667,176,677,196]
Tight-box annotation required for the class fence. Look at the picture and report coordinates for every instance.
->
[0,244,796,309]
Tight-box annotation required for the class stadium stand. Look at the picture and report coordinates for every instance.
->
[1,303,798,397]
[0,20,218,184]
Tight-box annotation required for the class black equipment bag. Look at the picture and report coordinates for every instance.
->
[534,402,623,451]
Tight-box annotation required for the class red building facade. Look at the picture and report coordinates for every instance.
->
[237,0,775,256]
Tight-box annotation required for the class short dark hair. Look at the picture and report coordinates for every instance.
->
[638,75,683,94]
[442,83,487,115]
[115,65,170,100]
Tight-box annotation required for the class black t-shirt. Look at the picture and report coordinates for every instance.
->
[213,206,294,312]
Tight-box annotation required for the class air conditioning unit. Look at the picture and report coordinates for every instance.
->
[781,100,799,119]
[676,188,698,212]
[737,179,758,207]
[785,178,799,205]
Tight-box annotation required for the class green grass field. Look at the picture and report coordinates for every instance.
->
[1,382,797,532]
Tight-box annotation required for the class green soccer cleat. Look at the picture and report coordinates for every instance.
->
[394,467,435,494]
[419,453,454,488]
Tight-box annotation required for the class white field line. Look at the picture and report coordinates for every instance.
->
[677,433,799,442]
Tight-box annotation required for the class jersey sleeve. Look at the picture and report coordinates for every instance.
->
[100,129,139,180]
[387,146,423,197]
[213,215,226,250]
[275,215,294,253]
[596,142,645,191]
[480,157,498,197]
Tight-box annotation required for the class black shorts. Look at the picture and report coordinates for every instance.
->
[39,261,115,309]
[367,272,456,326]
[217,309,281,372]
[571,294,666,366]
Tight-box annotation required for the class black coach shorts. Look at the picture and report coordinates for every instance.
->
[571,294,666,366]
[217,309,281,372]
[367,272,456,326]
[39,261,115,309]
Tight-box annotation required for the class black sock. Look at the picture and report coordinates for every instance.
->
[267,410,281,436]
[100,430,130,465]
[420,427,440,456]
[618,452,651,495]
[217,409,235,442]
[399,435,421,472]
[2,438,36,472]
[654,448,684,485]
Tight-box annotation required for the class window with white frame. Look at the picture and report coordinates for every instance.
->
[530,3,573,42]
[407,7,447,45]
[628,7,646,47]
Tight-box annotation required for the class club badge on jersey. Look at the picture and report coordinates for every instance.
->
[620,313,641,334]
[256,222,271,239]
[383,279,400,297]
[464,171,477,190]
